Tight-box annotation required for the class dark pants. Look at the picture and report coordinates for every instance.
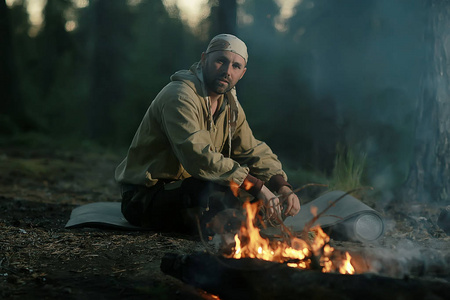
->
[120,178,241,234]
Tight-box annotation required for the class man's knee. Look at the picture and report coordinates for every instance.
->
[120,184,146,226]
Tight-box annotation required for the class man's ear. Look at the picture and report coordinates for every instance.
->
[239,67,247,80]
[200,52,207,65]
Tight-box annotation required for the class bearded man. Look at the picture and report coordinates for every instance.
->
[115,34,300,234]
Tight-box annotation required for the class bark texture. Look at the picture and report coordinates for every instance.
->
[405,0,450,202]
[161,252,450,300]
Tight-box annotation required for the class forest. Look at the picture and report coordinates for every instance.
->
[2,1,450,299]
[1,0,449,203]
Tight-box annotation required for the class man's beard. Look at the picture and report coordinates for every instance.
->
[205,75,234,95]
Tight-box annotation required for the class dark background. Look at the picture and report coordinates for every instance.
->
[1,0,449,205]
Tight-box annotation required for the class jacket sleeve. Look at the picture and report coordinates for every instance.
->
[230,103,289,186]
[159,90,249,186]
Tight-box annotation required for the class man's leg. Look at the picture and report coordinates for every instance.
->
[121,178,241,234]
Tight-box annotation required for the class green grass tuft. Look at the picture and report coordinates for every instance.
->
[329,144,367,195]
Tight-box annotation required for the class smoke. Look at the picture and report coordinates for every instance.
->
[353,199,450,279]
[233,0,431,198]
[297,0,427,191]
[357,238,450,279]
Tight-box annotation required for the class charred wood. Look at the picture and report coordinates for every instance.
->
[161,252,450,300]
[343,246,450,279]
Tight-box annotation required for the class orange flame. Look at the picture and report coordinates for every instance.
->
[230,181,240,197]
[230,179,254,198]
[241,179,254,191]
[339,252,355,274]
[227,201,355,274]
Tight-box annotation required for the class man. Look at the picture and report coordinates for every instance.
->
[115,34,300,234]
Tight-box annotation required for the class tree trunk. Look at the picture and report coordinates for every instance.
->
[208,0,237,36]
[0,0,21,133]
[217,0,237,35]
[87,0,128,143]
[404,0,450,203]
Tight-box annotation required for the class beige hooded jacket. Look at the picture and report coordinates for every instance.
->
[115,62,288,191]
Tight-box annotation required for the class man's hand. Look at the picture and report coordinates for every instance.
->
[278,186,301,217]
[257,185,282,221]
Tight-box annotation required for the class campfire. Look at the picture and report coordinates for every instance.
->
[161,191,450,300]
[224,200,355,274]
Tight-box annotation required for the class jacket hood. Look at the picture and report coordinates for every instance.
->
[170,62,207,98]
[169,61,240,154]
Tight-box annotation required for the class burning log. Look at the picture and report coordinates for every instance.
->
[161,252,450,300]
[168,190,450,299]
[346,246,450,278]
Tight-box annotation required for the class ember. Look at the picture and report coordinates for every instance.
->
[226,201,356,274]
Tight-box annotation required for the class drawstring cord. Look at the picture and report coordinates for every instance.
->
[196,63,213,131]
[196,62,234,157]
[228,105,232,157]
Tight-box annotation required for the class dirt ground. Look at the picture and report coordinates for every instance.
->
[1,146,450,299]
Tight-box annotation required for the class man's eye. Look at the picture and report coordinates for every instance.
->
[233,65,241,69]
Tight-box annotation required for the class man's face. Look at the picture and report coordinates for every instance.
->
[201,50,247,96]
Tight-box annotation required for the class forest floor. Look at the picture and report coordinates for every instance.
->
[1,145,450,299]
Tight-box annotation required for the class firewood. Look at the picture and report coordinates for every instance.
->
[161,252,450,300]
